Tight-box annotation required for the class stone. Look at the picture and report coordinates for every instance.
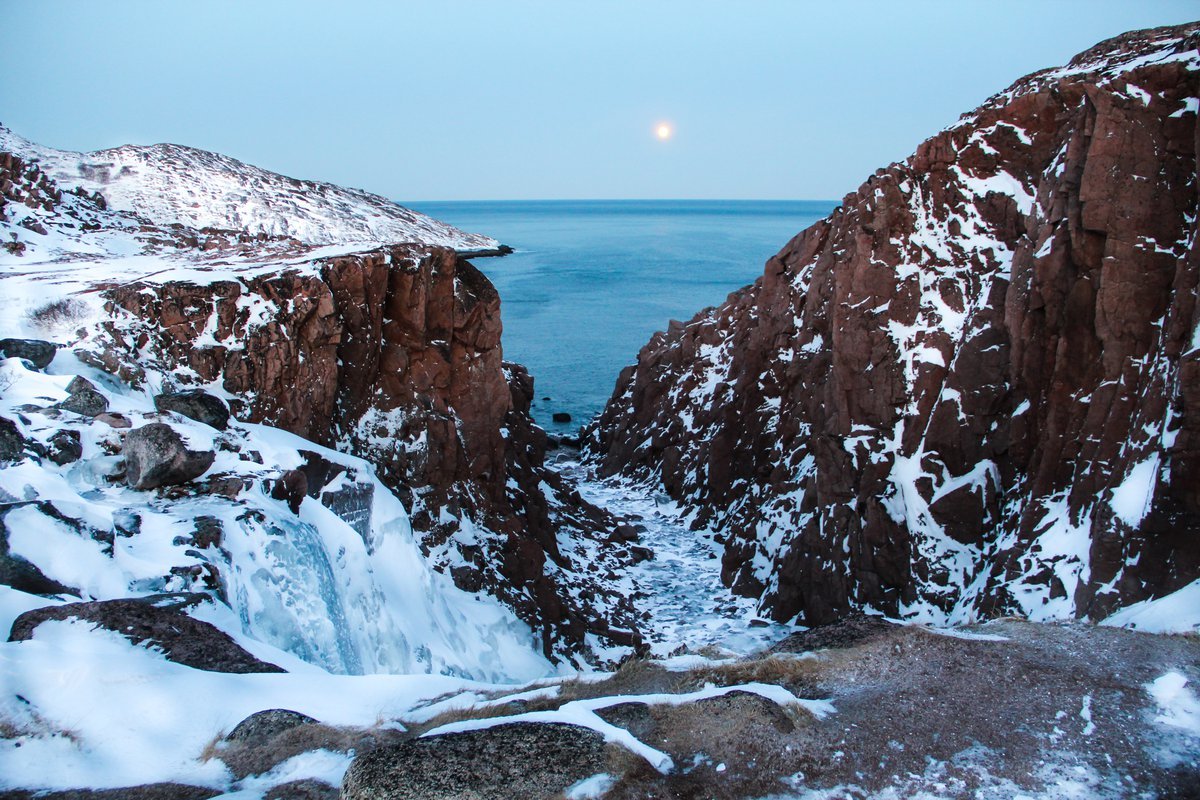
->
[341,722,612,800]
[154,389,231,430]
[65,375,97,394]
[0,337,57,369]
[57,388,109,417]
[0,503,80,597]
[552,412,572,423]
[225,709,318,745]
[47,428,82,465]
[0,416,34,463]
[124,423,215,490]
[0,784,220,800]
[263,780,337,800]
[95,411,132,429]
[8,594,284,673]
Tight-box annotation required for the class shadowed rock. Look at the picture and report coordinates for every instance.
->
[57,388,109,417]
[8,594,284,673]
[0,338,57,369]
[0,785,219,800]
[154,389,230,431]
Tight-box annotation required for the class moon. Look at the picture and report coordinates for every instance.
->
[655,122,673,141]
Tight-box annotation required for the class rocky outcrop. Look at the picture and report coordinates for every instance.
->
[589,24,1200,625]
[8,594,285,673]
[154,390,230,430]
[82,245,639,659]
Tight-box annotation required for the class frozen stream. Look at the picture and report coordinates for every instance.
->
[553,455,793,658]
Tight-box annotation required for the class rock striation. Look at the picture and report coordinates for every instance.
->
[589,24,1200,625]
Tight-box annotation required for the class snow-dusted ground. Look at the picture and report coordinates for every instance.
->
[554,454,792,658]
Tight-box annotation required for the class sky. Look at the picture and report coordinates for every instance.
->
[2,1,1197,201]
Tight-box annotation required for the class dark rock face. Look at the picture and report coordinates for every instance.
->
[341,722,612,800]
[124,423,215,490]
[0,416,37,464]
[7,594,285,673]
[767,614,897,654]
[0,337,57,369]
[154,389,230,430]
[225,709,318,744]
[85,245,640,659]
[589,25,1200,624]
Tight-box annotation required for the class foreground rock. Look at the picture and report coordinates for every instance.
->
[8,594,284,673]
[341,722,612,800]
[123,423,215,490]
[589,23,1200,625]
[0,785,219,800]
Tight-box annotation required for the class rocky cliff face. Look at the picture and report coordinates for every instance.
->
[589,24,1200,625]
[1,127,639,663]
[85,246,639,659]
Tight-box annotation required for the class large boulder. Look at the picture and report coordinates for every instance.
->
[7,594,284,673]
[0,337,57,370]
[0,416,39,464]
[341,722,613,800]
[57,388,109,417]
[154,390,230,431]
[0,784,220,800]
[123,423,215,490]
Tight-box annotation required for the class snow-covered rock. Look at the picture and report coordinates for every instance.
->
[589,22,1200,627]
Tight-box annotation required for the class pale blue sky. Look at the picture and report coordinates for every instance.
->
[3,1,1196,200]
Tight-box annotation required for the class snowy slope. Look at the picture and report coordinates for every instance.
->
[0,124,500,251]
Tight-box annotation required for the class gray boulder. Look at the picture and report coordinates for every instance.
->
[154,390,230,431]
[124,423,215,490]
[341,722,613,800]
[8,594,284,673]
[226,709,318,745]
[0,338,57,370]
[57,388,109,417]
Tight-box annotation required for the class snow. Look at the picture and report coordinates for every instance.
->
[1109,455,1160,528]
[0,124,498,252]
[1101,579,1200,634]
[565,773,617,799]
[1146,672,1200,736]
[0,612,516,791]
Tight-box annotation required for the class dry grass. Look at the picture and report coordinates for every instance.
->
[27,298,88,330]
[206,722,406,780]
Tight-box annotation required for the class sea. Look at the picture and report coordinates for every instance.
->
[406,200,836,432]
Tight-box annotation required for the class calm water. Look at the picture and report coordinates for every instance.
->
[406,200,836,431]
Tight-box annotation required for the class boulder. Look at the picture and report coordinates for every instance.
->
[341,722,612,800]
[225,709,318,745]
[7,594,285,673]
[263,780,338,800]
[47,429,82,465]
[154,389,230,431]
[552,412,572,423]
[124,423,215,490]
[0,337,57,369]
[0,416,37,463]
[767,614,897,654]
[57,388,109,417]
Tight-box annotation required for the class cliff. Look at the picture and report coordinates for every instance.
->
[588,23,1200,625]
[1,128,640,663]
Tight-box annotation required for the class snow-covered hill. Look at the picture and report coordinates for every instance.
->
[0,124,500,252]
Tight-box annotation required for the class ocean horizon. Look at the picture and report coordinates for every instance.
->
[406,199,837,431]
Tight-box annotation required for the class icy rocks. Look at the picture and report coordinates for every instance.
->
[589,22,1200,625]
[225,709,318,744]
[46,429,82,465]
[154,389,230,431]
[0,337,57,369]
[341,722,611,800]
[123,423,215,490]
[7,594,285,673]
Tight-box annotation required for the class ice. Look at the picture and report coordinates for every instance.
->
[1109,454,1160,528]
